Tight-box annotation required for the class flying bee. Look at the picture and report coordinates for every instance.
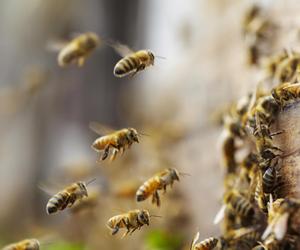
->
[136,168,183,207]
[262,198,300,240]
[49,32,100,67]
[224,190,255,219]
[107,209,153,238]
[271,82,300,109]
[89,122,142,161]
[190,232,218,250]
[108,40,164,77]
[43,179,96,214]
[2,239,40,250]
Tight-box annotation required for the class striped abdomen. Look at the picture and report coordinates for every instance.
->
[136,177,161,202]
[194,237,218,250]
[262,167,277,194]
[114,55,140,77]
[92,135,117,151]
[227,192,255,218]
[58,44,82,66]
[46,191,70,214]
[3,239,40,250]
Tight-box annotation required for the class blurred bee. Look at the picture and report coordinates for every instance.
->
[224,190,255,219]
[2,239,40,250]
[49,32,100,67]
[232,229,261,250]
[271,82,300,109]
[107,209,151,238]
[113,180,140,199]
[263,50,289,78]
[221,132,237,174]
[136,168,182,207]
[273,52,300,84]
[44,179,95,214]
[108,40,164,77]
[89,122,141,161]
[262,197,300,240]
[190,232,218,250]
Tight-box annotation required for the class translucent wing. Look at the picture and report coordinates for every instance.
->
[46,39,68,52]
[190,231,200,250]
[106,39,135,57]
[89,121,116,136]
[214,204,226,225]
[274,212,289,240]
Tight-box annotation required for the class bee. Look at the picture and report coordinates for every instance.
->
[45,179,95,214]
[190,232,218,250]
[107,209,150,237]
[263,50,289,78]
[262,165,278,194]
[136,168,181,207]
[254,171,268,213]
[219,130,237,174]
[108,40,163,77]
[273,52,300,84]
[262,198,300,240]
[233,230,261,250]
[248,95,279,139]
[52,32,100,67]
[271,82,300,109]
[89,122,140,161]
[224,190,255,219]
[2,239,40,250]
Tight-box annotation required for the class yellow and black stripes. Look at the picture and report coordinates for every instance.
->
[46,191,69,214]
[262,167,277,194]
[193,237,218,250]
[114,55,140,77]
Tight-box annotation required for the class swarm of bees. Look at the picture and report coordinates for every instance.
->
[3,2,300,250]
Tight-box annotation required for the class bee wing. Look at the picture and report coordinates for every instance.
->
[262,220,274,240]
[106,39,135,57]
[46,39,68,52]
[191,231,200,249]
[213,204,226,225]
[89,121,116,135]
[282,82,300,89]
[38,183,57,196]
[274,212,289,240]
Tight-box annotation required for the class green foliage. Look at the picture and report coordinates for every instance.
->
[145,230,183,250]
[45,241,85,250]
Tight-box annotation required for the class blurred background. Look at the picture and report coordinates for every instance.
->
[1,0,300,249]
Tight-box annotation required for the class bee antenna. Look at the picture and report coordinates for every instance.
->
[150,214,162,218]
[179,172,191,177]
[86,178,97,186]
[156,55,166,60]
[138,132,150,137]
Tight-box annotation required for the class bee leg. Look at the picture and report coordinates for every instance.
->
[152,191,161,207]
[102,145,110,160]
[129,227,137,235]
[111,227,119,235]
[109,148,119,161]
[77,57,85,67]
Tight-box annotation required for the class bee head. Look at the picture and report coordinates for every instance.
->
[147,50,155,65]
[77,182,88,197]
[169,168,180,181]
[138,210,150,226]
[84,32,99,49]
[128,128,139,143]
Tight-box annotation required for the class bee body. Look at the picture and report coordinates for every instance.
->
[193,237,218,250]
[114,50,154,77]
[46,182,88,214]
[91,128,139,161]
[224,190,255,219]
[107,209,150,237]
[58,32,99,67]
[2,239,40,250]
[136,168,180,206]
[262,166,277,194]
[271,82,300,109]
